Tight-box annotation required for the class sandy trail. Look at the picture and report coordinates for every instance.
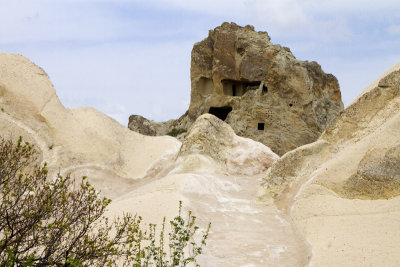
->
[179,172,311,266]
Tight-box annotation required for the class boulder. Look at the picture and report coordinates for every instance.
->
[128,115,157,136]
[129,22,343,156]
[178,114,279,176]
[343,144,400,199]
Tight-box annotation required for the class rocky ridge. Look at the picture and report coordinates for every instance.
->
[258,63,400,266]
[0,52,181,196]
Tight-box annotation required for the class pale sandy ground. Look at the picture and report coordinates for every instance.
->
[1,52,400,266]
[106,168,310,266]
[260,62,400,266]
[291,113,400,266]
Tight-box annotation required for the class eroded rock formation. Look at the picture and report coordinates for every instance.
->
[258,63,400,266]
[0,52,181,193]
[178,114,279,176]
[128,22,344,155]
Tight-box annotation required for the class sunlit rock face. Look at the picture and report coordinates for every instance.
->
[0,52,182,188]
[129,22,344,156]
[258,63,400,266]
[259,67,400,201]
[178,113,279,176]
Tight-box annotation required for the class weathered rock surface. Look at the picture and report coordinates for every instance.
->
[129,22,344,155]
[178,114,279,175]
[0,52,181,185]
[258,63,400,266]
[128,115,157,136]
[343,144,400,199]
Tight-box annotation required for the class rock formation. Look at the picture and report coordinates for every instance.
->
[0,52,181,196]
[178,113,279,176]
[128,22,344,155]
[258,62,400,266]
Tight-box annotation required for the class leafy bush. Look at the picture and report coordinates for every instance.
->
[0,137,210,266]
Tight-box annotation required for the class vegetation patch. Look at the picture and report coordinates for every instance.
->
[340,173,400,200]
[167,128,187,137]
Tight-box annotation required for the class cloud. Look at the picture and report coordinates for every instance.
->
[0,0,398,124]
[0,0,146,44]
[3,0,397,46]
[387,24,400,36]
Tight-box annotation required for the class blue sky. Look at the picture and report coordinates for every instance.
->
[0,0,399,124]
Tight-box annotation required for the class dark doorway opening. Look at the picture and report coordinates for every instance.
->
[258,123,265,130]
[208,106,233,121]
[221,79,262,96]
[262,85,268,93]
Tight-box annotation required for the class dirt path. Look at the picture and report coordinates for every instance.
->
[181,173,311,266]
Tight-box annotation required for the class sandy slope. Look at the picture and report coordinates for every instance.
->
[0,52,181,181]
[107,163,309,266]
[260,62,400,266]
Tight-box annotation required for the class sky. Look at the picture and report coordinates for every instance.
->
[0,0,399,125]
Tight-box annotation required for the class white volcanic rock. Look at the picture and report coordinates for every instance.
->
[178,113,279,176]
[258,62,400,266]
[0,52,181,185]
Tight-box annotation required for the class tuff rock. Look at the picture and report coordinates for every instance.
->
[178,113,279,176]
[258,63,400,266]
[128,22,344,155]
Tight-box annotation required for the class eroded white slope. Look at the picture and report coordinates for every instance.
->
[0,52,181,180]
[259,62,400,266]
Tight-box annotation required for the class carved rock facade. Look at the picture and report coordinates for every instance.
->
[129,22,344,155]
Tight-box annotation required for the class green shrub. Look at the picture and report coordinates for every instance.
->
[0,137,210,266]
[166,128,187,137]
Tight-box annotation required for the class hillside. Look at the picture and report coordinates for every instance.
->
[0,51,399,266]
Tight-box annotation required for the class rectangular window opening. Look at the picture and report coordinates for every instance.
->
[258,123,265,130]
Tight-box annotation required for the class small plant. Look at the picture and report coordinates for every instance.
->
[136,201,211,266]
[166,128,187,137]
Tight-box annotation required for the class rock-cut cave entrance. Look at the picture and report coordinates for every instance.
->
[222,79,262,96]
[208,106,232,121]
